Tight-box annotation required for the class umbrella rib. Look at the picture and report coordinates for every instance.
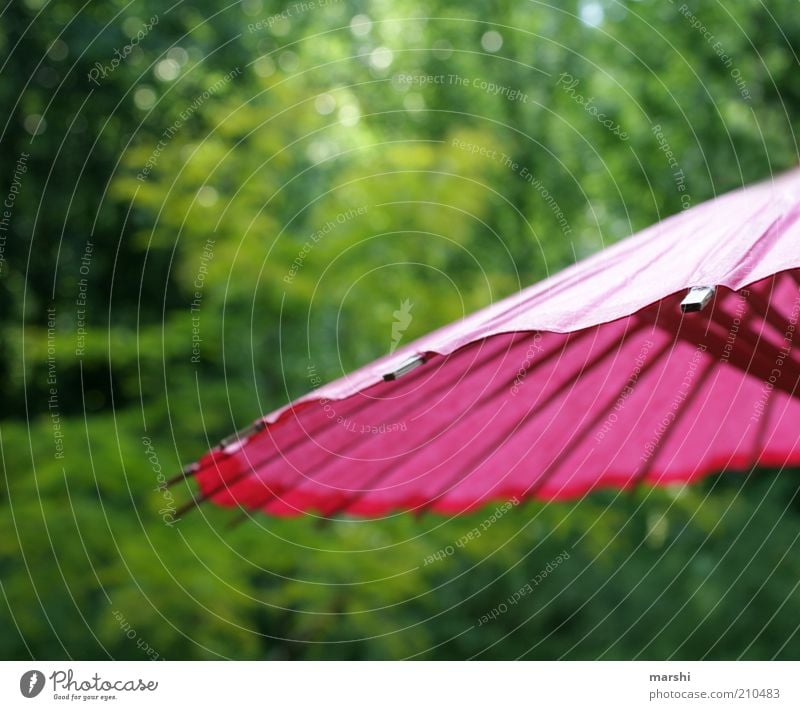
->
[752,372,778,460]
[178,322,652,518]
[248,276,792,512]
[231,329,587,517]
[629,358,718,490]
[741,275,796,343]
[174,328,559,489]
[183,330,557,515]
[414,277,795,512]
[713,295,800,378]
[497,338,675,507]
[715,318,798,397]
[169,396,375,488]
[183,268,800,519]
[407,321,656,516]
[506,338,674,506]
[261,323,644,518]
[660,306,800,400]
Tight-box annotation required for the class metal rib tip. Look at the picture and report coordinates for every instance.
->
[680,286,716,313]
[217,419,267,449]
[383,354,426,381]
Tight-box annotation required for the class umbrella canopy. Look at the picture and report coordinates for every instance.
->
[178,170,800,519]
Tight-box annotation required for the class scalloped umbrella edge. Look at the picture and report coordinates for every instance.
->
[174,169,800,520]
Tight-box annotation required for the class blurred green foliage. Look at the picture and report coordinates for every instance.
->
[1,0,800,659]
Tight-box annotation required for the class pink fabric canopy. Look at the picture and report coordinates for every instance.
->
[182,170,800,518]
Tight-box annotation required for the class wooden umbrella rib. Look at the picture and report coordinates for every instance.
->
[178,330,551,516]
[713,297,800,381]
[267,325,634,519]
[227,330,566,518]
[752,369,779,461]
[170,330,547,489]
[409,320,655,517]
[654,298,800,400]
[629,359,718,490]
[740,276,797,346]
[177,268,800,520]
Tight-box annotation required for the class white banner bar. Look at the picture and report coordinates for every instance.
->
[1,661,798,709]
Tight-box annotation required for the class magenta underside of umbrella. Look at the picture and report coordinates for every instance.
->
[184,170,800,518]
